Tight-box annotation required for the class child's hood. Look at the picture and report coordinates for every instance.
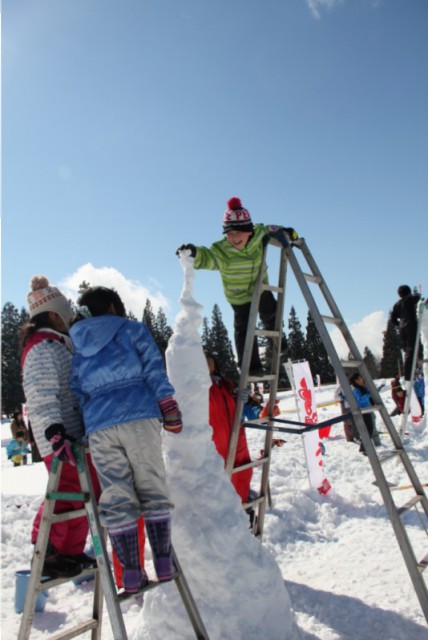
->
[70,315,128,357]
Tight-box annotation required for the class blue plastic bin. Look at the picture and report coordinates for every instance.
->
[15,570,48,614]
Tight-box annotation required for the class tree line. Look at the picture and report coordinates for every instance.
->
[1,292,404,416]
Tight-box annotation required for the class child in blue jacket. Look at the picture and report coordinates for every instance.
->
[7,431,30,466]
[70,286,182,593]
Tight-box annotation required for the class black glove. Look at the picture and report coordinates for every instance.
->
[283,227,299,240]
[176,243,197,257]
[44,423,76,465]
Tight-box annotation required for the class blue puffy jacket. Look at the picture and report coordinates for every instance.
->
[70,316,175,435]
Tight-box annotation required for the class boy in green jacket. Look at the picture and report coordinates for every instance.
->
[177,197,297,376]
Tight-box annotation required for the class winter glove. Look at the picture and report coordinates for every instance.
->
[158,396,183,434]
[176,244,197,258]
[267,226,299,241]
[283,227,299,241]
[44,423,76,465]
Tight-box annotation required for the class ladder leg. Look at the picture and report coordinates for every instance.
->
[171,548,211,640]
[18,458,62,640]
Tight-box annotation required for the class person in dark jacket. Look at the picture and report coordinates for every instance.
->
[70,286,182,593]
[391,285,421,381]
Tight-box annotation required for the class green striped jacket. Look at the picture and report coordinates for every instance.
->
[193,223,270,306]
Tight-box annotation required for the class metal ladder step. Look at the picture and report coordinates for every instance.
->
[397,494,425,516]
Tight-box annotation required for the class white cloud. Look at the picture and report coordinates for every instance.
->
[60,263,170,320]
[329,310,386,359]
[307,0,343,20]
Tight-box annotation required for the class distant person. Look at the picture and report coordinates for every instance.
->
[333,384,357,443]
[242,392,264,422]
[390,374,406,417]
[391,285,421,381]
[177,197,297,377]
[349,373,377,455]
[6,430,30,466]
[413,372,425,415]
[205,352,253,504]
[10,410,30,443]
[21,275,101,579]
[70,286,181,593]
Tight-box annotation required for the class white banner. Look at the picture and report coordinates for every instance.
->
[291,361,331,495]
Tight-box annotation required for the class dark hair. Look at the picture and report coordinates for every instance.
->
[204,351,221,376]
[77,287,126,318]
[19,312,57,349]
[397,285,411,298]
[15,430,25,438]
[350,372,363,386]
[13,411,23,421]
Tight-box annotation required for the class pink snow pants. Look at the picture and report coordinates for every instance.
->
[31,452,101,555]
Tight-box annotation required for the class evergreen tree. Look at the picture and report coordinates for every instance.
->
[305,311,335,384]
[201,317,214,354]
[380,312,403,378]
[155,307,173,358]
[1,303,26,415]
[142,299,157,336]
[363,346,380,379]
[206,304,239,381]
[287,306,307,362]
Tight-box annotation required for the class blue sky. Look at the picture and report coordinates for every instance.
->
[2,0,427,358]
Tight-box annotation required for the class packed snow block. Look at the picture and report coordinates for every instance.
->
[133,255,299,640]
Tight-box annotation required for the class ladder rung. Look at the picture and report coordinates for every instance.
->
[232,457,269,474]
[360,405,383,415]
[47,492,89,501]
[341,360,363,368]
[247,373,276,382]
[417,553,428,574]
[397,494,425,516]
[49,619,98,640]
[261,283,283,294]
[243,495,266,510]
[320,315,342,325]
[117,578,173,602]
[377,450,402,463]
[51,508,87,523]
[302,272,322,284]
[254,329,280,338]
[35,567,98,590]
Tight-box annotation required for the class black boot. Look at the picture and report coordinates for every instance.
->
[41,541,82,578]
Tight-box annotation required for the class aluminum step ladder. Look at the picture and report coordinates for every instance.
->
[18,444,210,640]
[225,229,428,624]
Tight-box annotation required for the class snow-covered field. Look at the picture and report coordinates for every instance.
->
[2,381,427,639]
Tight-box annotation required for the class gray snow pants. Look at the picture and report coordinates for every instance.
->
[88,418,173,527]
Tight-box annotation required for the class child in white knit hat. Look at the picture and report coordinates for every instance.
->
[20,275,101,579]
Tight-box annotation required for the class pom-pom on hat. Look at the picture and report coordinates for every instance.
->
[222,197,254,234]
[27,275,73,328]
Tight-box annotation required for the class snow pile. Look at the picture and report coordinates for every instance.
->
[136,254,298,639]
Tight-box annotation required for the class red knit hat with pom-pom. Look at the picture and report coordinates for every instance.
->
[222,197,254,233]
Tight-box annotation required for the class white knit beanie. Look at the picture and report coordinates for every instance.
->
[27,275,73,328]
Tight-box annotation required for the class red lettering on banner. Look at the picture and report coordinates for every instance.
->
[298,378,318,425]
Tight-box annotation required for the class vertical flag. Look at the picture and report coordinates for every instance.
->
[291,361,332,495]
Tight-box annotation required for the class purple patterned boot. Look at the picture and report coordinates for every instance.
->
[108,522,149,594]
[145,511,174,582]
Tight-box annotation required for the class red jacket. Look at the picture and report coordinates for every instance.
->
[209,377,252,502]
[391,378,406,413]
